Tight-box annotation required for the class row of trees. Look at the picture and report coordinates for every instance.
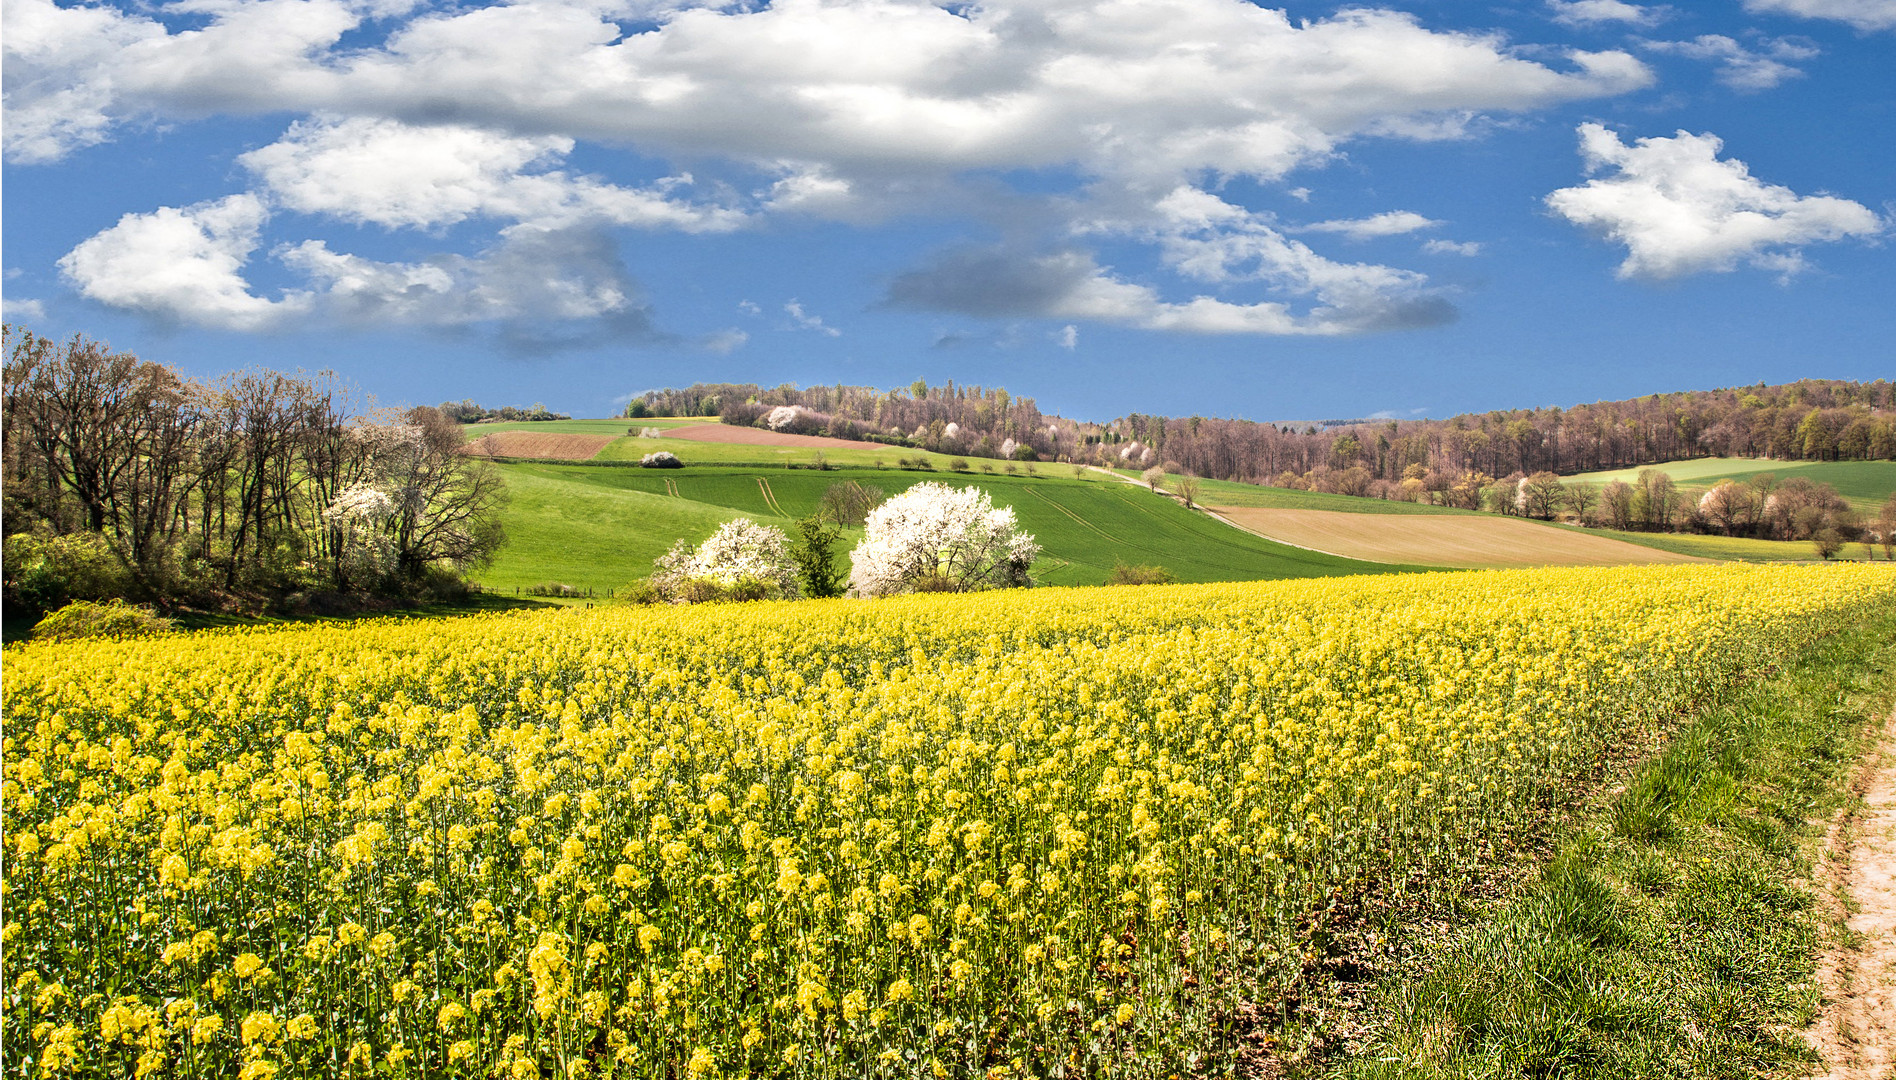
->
[1304,460,1885,556]
[1105,379,1895,485]
[437,400,570,423]
[2,328,507,614]
[630,378,1894,484]
[637,482,1039,603]
[630,381,1082,461]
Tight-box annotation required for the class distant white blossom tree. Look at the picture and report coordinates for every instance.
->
[848,482,1039,597]
[764,405,807,431]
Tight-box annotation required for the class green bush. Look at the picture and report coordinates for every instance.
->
[1106,562,1176,586]
[30,599,175,643]
[621,580,664,605]
[3,532,132,613]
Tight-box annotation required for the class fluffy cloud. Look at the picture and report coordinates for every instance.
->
[1742,0,1896,31]
[1545,123,1884,280]
[1300,211,1442,240]
[239,116,743,231]
[6,0,1650,184]
[57,195,302,330]
[1548,0,1665,26]
[1642,34,1817,91]
[58,192,660,343]
[13,0,1657,337]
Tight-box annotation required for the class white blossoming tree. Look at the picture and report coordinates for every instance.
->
[847,482,1039,597]
[654,518,800,601]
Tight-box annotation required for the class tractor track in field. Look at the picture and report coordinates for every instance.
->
[754,477,789,518]
[1808,706,1896,1080]
[1019,486,1125,546]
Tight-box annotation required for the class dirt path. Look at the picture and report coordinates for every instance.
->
[1809,708,1896,1080]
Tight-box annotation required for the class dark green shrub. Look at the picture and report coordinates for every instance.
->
[1106,562,1176,586]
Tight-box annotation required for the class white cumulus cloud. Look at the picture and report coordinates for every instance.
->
[12,0,1660,337]
[1742,0,1896,31]
[239,117,744,232]
[1545,123,1884,280]
[57,195,304,330]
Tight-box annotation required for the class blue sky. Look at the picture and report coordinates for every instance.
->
[3,0,1890,423]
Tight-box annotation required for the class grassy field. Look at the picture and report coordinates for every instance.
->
[1336,604,1896,1078]
[1569,458,1896,511]
[1574,526,1848,562]
[474,464,1411,592]
[595,429,976,469]
[460,418,672,438]
[1159,473,1473,515]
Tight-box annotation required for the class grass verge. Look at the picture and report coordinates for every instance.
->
[1325,605,1896,1079]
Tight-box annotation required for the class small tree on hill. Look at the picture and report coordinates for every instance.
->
[847,482,1038,597]
[1142,465,1165,491]
[789,515,846,598]
[1174,474,1201,509]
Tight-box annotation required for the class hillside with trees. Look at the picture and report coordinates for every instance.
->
[3,328,508,618]
[626,378,1895,488]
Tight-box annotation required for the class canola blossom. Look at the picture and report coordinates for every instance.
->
[4,564,1891,1077]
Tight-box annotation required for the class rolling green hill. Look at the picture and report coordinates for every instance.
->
[473,464,1418,593]
[1568,458,1896,511]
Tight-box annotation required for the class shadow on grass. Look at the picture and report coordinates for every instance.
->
[3,592,565,644]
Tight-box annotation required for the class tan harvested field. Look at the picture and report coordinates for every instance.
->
[664,423,889,450]
[1209,506,1707,567]
[460,431,616,460]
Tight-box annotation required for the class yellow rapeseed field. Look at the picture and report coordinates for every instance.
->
[4,564,1890,1078]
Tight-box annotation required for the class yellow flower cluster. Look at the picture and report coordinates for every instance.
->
[3,564,1889,1077]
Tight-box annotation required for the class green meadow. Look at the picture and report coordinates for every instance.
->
[473,464,1416,593]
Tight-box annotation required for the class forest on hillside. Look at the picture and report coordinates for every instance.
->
[626,378,1896,489]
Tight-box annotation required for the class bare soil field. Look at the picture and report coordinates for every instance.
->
[663,423,891,450]
[461,431,616,460]
[1208,506,1706,567]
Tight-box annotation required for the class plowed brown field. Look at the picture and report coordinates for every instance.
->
[1208,506,1705,567]
[664,423,888,450]
[460,431,616,460]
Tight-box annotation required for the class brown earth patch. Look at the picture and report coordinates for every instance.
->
[460,431,616,460]
[1807,708,1896,1080]
[1205,506,1706,567]
[663,423,890,450]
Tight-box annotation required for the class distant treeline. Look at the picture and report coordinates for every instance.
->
[629,380,1078,461]
[1117,379,1896,490]
[625,378,1895,483]
[3,328,507,617]
[439,399,571,423]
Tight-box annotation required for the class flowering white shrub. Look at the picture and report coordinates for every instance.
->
[324,482,396,525]
[322,483,400,582]
[848,482,1039,597]
[654,518,800,601]
[764,405,806,431]
[640,451,682,468]
[1000,438,1017,460]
